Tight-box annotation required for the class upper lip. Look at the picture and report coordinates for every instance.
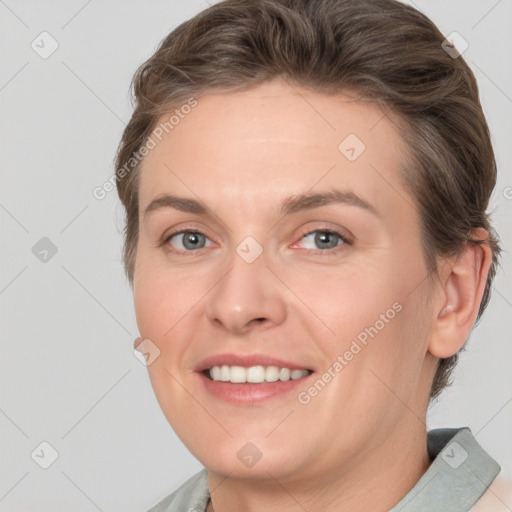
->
[195,353,313,372]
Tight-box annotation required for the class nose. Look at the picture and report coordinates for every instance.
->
[204,246,287,336]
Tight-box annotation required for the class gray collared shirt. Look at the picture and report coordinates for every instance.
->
[148,427,500,512]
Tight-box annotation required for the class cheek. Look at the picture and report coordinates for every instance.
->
[134,268,201,419]
[291,262,398,344]
[294,250,430,367]
[133,274,164,340]
[134,256,202,341]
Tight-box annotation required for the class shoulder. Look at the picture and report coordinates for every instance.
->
[147,469,210,512]
[471,476,512,512]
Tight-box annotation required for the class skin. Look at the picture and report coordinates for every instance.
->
[132,78,491,511]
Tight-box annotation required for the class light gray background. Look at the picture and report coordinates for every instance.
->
[0,1,511,511]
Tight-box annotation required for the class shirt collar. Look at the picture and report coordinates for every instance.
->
[390,427,500,511]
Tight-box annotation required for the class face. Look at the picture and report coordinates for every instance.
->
[133,79,438,482]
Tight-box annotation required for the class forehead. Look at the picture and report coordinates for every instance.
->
[138,79,412,221]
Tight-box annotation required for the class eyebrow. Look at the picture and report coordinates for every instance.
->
[142,189,379,220]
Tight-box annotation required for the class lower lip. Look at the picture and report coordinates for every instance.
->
[197,372,314,404]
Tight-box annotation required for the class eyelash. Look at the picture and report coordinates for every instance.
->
[295,227,351,255]
[162,227,351,256]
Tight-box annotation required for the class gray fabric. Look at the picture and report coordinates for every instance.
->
[147,469,210,512]
[148,427,500,512]
[389,427,500,512]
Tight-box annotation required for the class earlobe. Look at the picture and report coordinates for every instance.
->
[428,229,492,359]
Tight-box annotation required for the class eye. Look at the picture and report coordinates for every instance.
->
[296,228,350,254]
[161,227,350,255]
[164,229,213,252]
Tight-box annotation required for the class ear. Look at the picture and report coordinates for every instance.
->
[428,228,493,359]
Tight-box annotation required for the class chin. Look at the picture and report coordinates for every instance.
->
[188,434,312,481]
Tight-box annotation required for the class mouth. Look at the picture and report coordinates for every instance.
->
[203,365,313,383]
[195,354,315,404]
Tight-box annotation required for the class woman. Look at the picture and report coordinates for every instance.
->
[115,0,504,510]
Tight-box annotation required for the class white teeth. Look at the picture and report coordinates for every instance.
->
[265,366,279,382]
[246,365,265,383]
[211,366,221,381]
[219,365,230,382]
[229,365,247,383]
[208,365,310,383]
[290,369,306,380]
[279,368,291,381]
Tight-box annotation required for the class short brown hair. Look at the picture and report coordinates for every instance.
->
[114,0,501,400]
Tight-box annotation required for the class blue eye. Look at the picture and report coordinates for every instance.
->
[165,230,212,252]
[162,228,350,255]
[298,229,349,254]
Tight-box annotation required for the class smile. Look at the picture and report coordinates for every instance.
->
[196,353,315,403]
[206,365,312,383]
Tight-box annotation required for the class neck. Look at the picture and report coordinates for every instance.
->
[206,419,431,512]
